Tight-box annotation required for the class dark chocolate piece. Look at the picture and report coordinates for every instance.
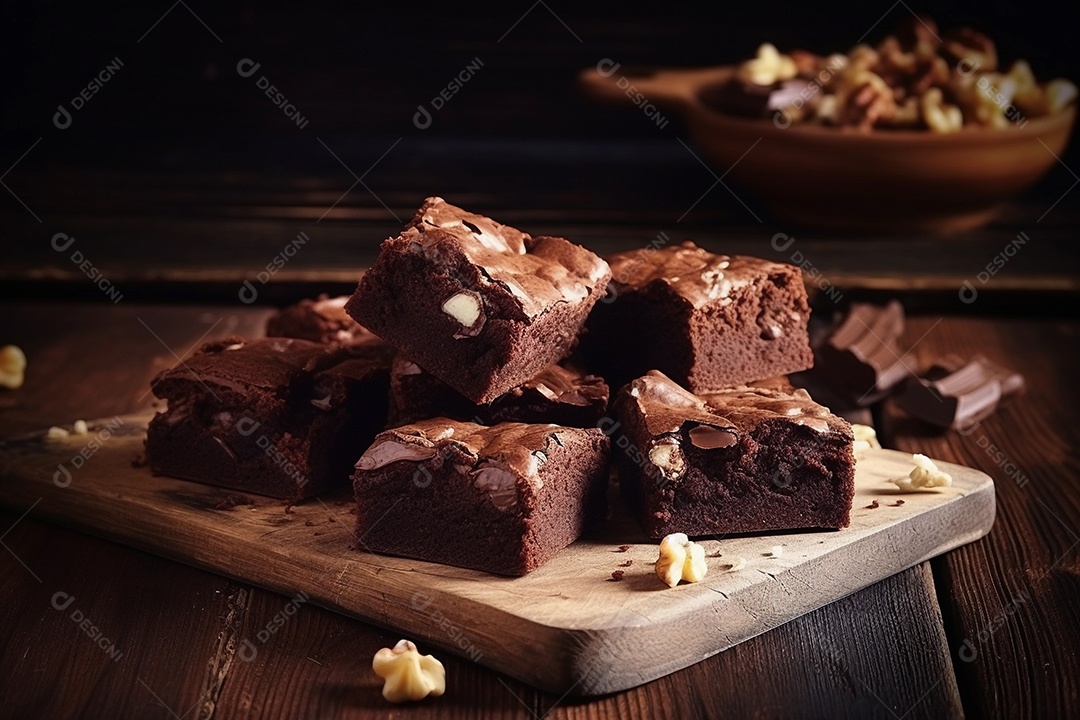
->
[898,354,1024,429]
[815,301,910,405]
[388,354,609,428]
[266,294,374,345]
[345,197,611,404]
[146,336,392,500]
[582,241,814,393]
[701,78,813,119]
[352,419,610,576]
[611,370,855,538]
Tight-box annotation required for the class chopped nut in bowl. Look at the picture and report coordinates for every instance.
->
[579,17,1075,233]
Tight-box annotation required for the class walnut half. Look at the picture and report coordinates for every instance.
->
[372,639,446,703]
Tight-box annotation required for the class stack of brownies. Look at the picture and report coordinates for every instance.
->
[145,197,856,576]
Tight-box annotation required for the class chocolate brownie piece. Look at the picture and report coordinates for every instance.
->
[582,241,814,393]
[352,419,610,575]
[611,370,854,538]
[388,354,609,428]
[266,294,373,345]
[146,337,393,500]
[346,197,611,403]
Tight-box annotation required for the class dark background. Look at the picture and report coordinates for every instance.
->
[2,2,1078,302]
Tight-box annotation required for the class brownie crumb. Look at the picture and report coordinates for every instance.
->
[609,570,626,582]
[616,544,631,553]
[214,494,254,511]
[865,499,880,509]
[304,519,316,527]
[618,560,633,568]
[891,499,906,507]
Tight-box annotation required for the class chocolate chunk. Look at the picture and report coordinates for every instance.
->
[898,354,1023,429]
[701,78,813,119]
[815,301,910,405]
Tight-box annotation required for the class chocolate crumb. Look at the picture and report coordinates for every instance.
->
[214,494,254,511]
[304,519,316,527]
[618,560,633,568]
[891,499,906,507]
[865,499,880,509]
[616,544,631,553]
[609,570,625,581]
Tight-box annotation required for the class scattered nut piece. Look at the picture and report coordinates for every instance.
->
[655,533,708,588]
[890,453,953,491]
[46,426,70,440]
[891,499,906,507]
[769,545,784,558]
[609,570,625,582]
[372,639,446,703]
[738,43,798,86]
[618,560,633,568]
[725,557,747,572]
[865,499,880,509]
[73,420,89,435]
[0,345,27,390]
[615,544,630,553]
[851,424,882,458]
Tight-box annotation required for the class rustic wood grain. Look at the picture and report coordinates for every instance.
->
[880,316,1080,720]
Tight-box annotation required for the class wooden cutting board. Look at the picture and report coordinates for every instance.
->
[0,413,994,696]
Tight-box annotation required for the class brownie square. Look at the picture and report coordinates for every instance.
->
[266,294,374,345]
[352,419,611,575]
[611,370,854,538]
[582,241,813,393]
[388,354,609,428]
[345,197,611,404]
[146,337,393,500]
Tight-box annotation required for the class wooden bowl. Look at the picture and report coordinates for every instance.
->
[580,65,1075,233]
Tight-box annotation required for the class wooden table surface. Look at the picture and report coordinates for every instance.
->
[1,300,1077,719]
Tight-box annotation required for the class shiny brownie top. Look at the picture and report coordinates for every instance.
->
[390,197,611,318]
[606,241,801,309]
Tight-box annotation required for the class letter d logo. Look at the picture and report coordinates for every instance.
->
[53,105,72,130]
[236,58,261,78]
[54,464,73,488]
[51,591,76,611]
[239,280,258,304]
[413,104,432,130]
